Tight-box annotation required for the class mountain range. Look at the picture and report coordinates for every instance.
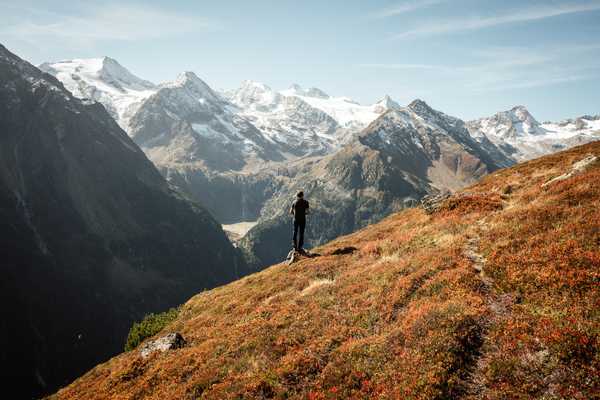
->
[40,56,600,268]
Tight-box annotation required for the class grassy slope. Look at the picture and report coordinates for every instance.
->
[53,142,600,399]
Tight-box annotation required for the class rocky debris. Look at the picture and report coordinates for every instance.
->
[285,249,320,265]
[542,154,598,187]
[139,333,186,358]
[500,184,513,195]
[330,246,358,255]
[421,192,451,214]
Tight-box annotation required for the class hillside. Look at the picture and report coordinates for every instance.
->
[0,44,247,398]
[52,141,599,399]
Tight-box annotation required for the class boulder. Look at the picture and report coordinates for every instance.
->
[421,192,451,214]
[139,333,186,358]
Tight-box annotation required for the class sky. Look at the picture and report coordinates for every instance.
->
[1,0,599,121]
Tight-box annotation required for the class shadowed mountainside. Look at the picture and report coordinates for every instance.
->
[0,44,247,399]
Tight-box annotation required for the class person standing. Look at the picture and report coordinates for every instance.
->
[290,191,309,253]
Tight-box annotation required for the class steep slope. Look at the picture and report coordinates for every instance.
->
[39,57,156,130]
[467,106,600,161]
[53,140,600,400]
[239,100,511,268]
[0,44,247,399]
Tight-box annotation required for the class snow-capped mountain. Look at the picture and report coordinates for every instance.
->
[543,115,600,136]
[41,55,599,233]
[227,80,284,112]
[40,58,404,165]
[129,72,286,172]
[279,83,396,129]
[467,106,600,161]
[240,99,510,267]
[227,80,341,156]
[226,81,402,156]
[39,57,156,130]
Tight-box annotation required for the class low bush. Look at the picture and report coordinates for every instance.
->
[124,307,179,351]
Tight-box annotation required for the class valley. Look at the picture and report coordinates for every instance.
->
[0,41,598,399]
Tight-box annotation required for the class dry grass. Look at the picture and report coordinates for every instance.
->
[52,142,600,400]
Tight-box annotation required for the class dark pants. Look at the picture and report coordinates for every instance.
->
[293,218,306,250]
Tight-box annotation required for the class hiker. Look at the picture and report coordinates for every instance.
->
[290,191,309,253]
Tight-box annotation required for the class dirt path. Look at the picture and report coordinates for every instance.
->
[462,218,514,399]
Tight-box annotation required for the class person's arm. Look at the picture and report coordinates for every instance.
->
[290,201,295,215]
[305,201,310,215]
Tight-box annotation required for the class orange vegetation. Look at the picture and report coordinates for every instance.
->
[52,142,600,399]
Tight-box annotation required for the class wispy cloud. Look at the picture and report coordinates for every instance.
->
[358,63,458,72]
[358,50,553,73]
[1,3,218,47]
[358,44,600,92]
[371,0,446,18]
[392,1,600,39]
[471,74,594,92]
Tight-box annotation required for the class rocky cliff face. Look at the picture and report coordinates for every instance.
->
[0,44,247,399]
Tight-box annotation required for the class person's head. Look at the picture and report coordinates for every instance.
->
[297,191,304,198]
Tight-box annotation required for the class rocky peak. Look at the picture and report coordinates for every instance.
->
[97,56,156,90]
[508,105,538,124]
[304,87,329,99]
[374,95,400,113]
[168,71,220,102]
[408,99,434,114]
[230,80,282,110]
[284,83,329,99]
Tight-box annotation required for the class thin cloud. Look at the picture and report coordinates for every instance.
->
[1,3,218,46]
[358,63,458,72]
[472,75,594,92]
[358,54,552,73]
[391,1,600,39]
[358,44,600,93]
[371,0,446,18]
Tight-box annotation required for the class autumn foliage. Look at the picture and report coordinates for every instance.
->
[52,142,600,399]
